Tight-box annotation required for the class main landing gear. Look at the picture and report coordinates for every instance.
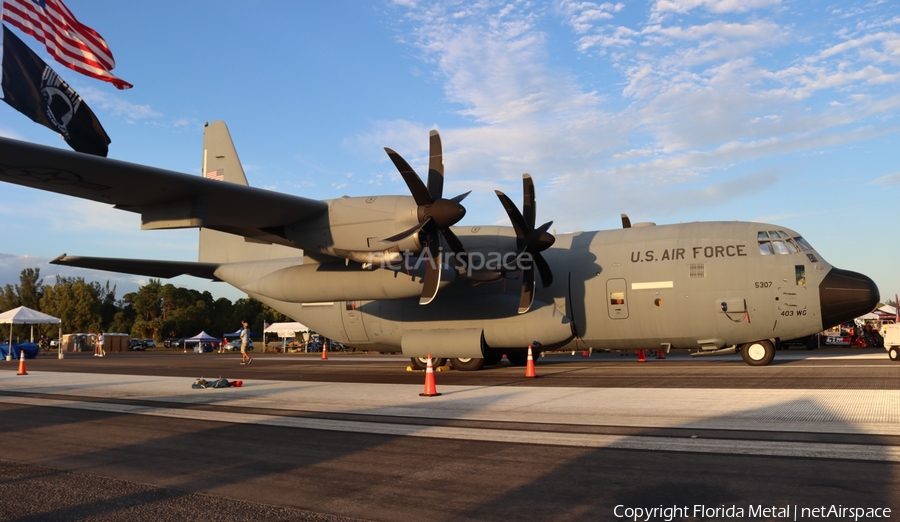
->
[740,339,775,366]
[409,357,447,370]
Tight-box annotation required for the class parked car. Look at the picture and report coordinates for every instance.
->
[129,339,147,351]
[225,339,254,351]
[143,339,156,348]
[193,342,215,353]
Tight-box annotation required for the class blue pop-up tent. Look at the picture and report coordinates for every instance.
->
[183,331,220,353]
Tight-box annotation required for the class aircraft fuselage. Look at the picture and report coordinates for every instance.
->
[217,220,879,365]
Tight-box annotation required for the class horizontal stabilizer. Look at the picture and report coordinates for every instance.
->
[51,254,221,281]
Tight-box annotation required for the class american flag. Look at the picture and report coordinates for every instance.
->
[1,0,132,89]
[204,169,224,181]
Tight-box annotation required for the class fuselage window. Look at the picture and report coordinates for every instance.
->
[758,241,775,255]
[610,291,625,305]
[757,231,769,240]
[785,239,800,254]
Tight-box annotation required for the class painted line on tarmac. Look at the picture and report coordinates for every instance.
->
[2,395,898,462]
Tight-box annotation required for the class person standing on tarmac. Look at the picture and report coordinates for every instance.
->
[95,332,105,357]
[240,320,252,365]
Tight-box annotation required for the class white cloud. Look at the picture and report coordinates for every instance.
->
[77,85,161,121]
[653,0,780,15]
[379,0,900,230]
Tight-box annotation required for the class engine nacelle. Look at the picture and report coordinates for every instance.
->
[242,262,455,303]
[285,195,424,258]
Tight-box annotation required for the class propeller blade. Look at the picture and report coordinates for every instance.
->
[419,237,442,305]
[450,190,471,204]
[522,174,535,230]
[381,217,429,243]
[518,265,535,314]
[533,252,554,287]
[441,226,467,273]
[494,190,529,239]
[441,226,466,255]
[385,148,432,205]
[427,130,444,200]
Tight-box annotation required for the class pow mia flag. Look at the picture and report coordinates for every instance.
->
[1,25,110,156]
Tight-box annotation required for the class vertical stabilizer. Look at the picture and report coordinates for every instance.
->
[198,121,301,263]
[202,121,249,186]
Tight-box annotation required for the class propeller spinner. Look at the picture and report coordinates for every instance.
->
[495,174,555,314]
[383,130,470,305]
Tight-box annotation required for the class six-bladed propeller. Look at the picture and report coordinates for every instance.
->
[495,174,556,314]
[383,133,555,311]
[383,130,470,305]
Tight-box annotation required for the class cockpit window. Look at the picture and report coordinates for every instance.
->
[758,231,814,255]
[794,237,812,251]
[772,240,790,255]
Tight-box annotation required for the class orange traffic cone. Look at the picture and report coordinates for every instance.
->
[582,350,589,357]
[16,349,27,375]
[637,349,646,362]
[656,348,666,359]
[525,345,537,378]
[419,354,441,397]
[321,345,328,360]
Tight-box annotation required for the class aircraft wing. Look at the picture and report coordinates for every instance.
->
[0,136,328,239]
[51,254,221,281]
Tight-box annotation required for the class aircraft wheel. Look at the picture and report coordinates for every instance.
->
[505,350,529,366]
[889,347,900,362]
[409,357,446,370]
[741,340,775,366]
[806,336,819,350]
[450,357,484,371]
[483,350,503,366]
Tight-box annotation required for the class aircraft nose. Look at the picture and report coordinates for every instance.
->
[819,267,880,329]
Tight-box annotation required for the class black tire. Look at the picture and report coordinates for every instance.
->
[806,336,819,350]
[505,350,529,366]
[450,357,484,371]
[889,347,900,362]
[409,357,446,370]
[482,350,503,366]
[741,340,775,366]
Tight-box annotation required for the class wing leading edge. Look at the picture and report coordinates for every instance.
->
[51,254,221,281]
[0,136,328,242]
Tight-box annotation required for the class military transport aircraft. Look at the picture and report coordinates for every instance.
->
[0,122,880,370]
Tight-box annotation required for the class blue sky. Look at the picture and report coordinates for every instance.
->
[1,0,899,304]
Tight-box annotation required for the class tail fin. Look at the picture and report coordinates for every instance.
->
[198,121,301,264]
[202,121,249,186]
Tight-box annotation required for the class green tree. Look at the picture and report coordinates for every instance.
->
[0,283,20,312]
[40,276,102,334]
[16,268,43,310]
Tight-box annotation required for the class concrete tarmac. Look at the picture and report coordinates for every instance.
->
[0,348,898,521]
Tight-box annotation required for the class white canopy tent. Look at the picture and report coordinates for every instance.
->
[263,322,310,352]
[0,306,62,361]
